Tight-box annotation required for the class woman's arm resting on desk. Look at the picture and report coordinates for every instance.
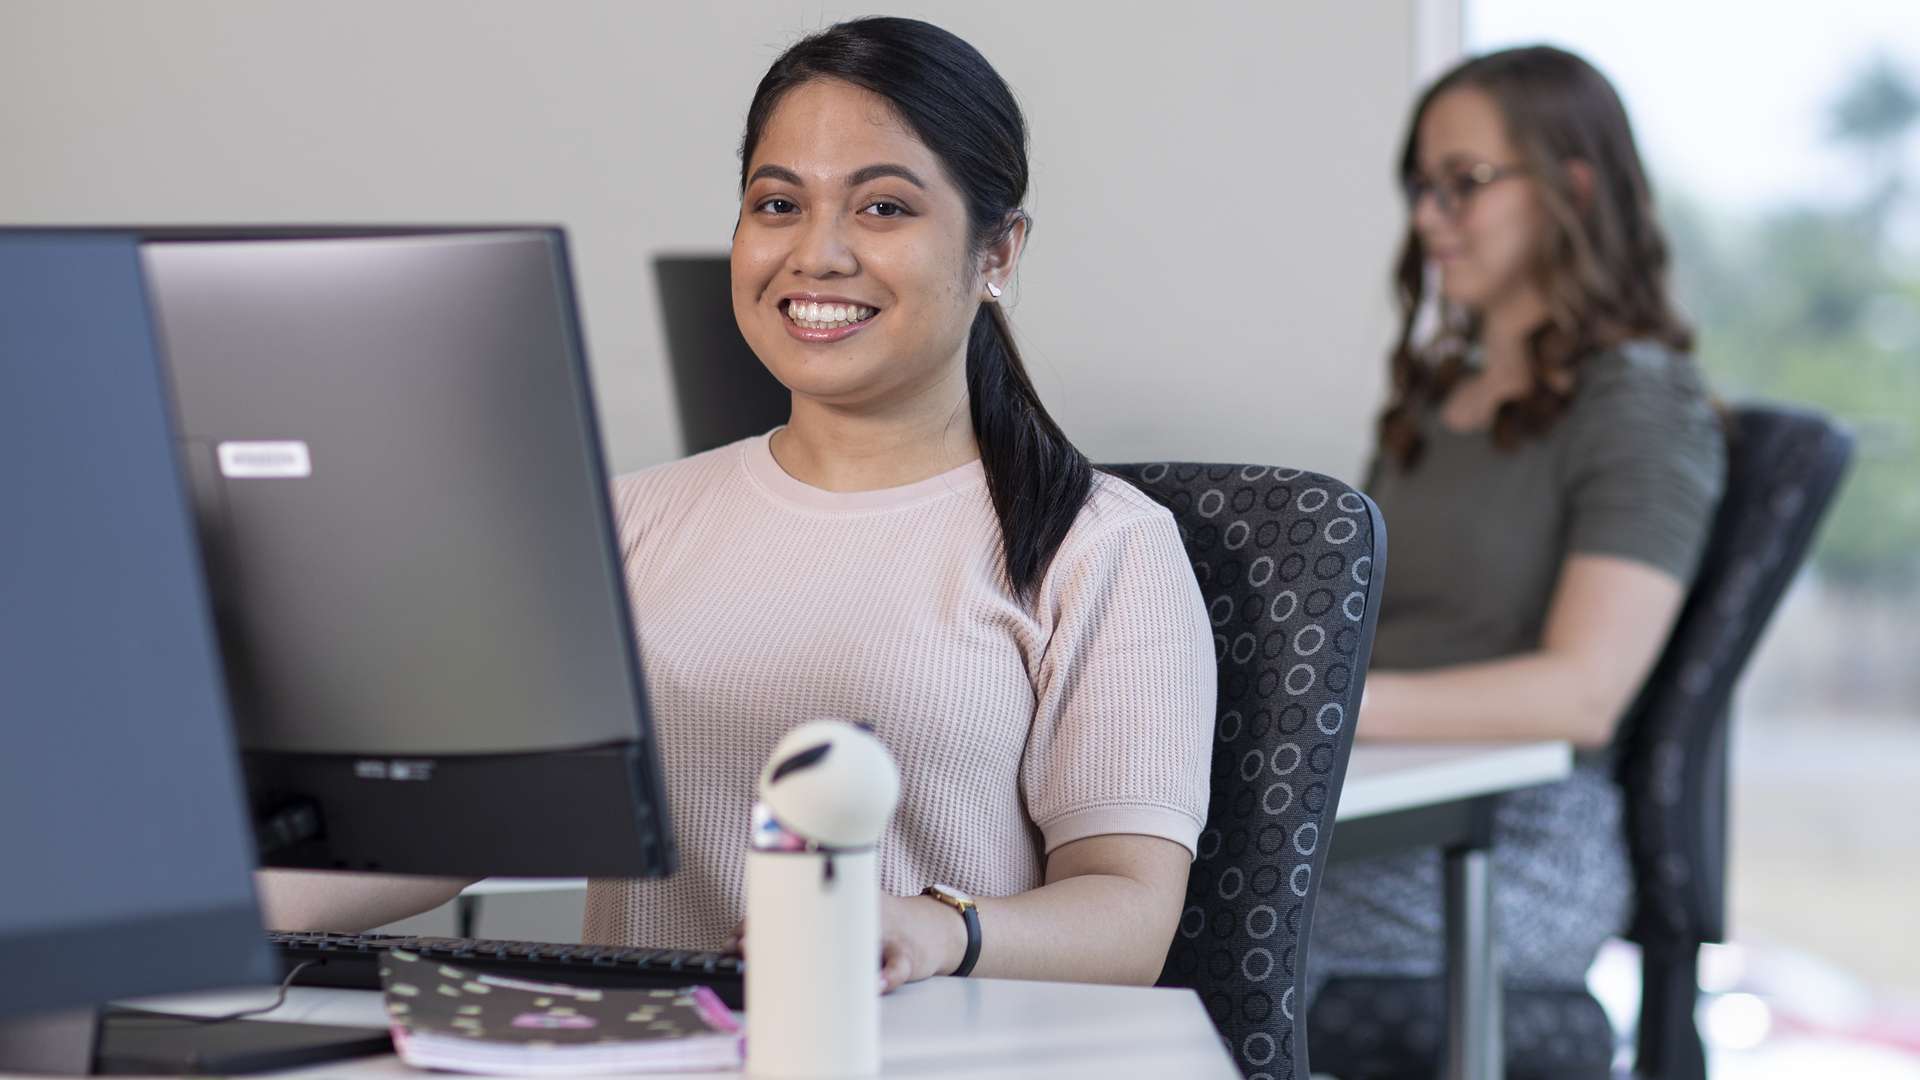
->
[254,869,477,933]
[1360,553,1687,748]
[879,833,1190,990]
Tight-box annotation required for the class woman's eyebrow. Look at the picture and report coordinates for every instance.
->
[847,163,927,190]
[747,164,805,186]
[745,163,927,190]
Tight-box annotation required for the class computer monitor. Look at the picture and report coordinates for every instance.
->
[652,253,791,454]
[136,227,675,880]
[0,233,273,1066]
[3,225,680,1073]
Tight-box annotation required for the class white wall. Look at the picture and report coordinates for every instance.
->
[0,1,1421,480]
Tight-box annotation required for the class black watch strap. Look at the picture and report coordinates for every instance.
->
[952,901,981,978]
[924,886,981,977]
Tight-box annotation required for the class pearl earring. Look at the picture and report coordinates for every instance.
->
[986,281,1003,300]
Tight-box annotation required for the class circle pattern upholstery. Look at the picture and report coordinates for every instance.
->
[1109,463,1384,1080]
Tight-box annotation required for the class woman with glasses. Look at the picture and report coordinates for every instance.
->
[1307,47,1726,1005]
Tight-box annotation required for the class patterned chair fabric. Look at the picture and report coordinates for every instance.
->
[1302,403,1853,1080]
[1107,463,1387,1080]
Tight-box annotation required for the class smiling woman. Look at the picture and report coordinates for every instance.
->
[566,17,1220,993]
[731,82,989,439]
[258,20,1217,993]
[727,26,1087,603]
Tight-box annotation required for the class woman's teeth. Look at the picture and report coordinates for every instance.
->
[785,301,875,329]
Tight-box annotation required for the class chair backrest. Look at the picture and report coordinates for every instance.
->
[1613,403,1852,948]
[1108,463,1387,1080]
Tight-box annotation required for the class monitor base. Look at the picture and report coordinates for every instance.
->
[0,1007,96,1075]
[0,1007,392,1076]
[94,1009,391,1075]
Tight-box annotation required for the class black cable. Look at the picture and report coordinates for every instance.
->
[105,961,315,1026]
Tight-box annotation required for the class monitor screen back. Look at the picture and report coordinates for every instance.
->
[140,230,671,877]
[0,233,271,1019]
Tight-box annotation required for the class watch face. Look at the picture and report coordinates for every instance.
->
[931,884,973,905]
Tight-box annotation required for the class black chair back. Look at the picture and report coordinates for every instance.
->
[1109,463,1387,1080]
[1613,402,1853,1077]
[1306,401,1853,1080]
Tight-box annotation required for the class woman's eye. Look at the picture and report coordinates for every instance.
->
[862,200,907,218]
[758,198,798,215]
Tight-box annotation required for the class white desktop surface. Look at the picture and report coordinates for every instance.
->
[1335,739,1573,821]
[37,742,1569,1080]
[463,877,588,897]
[110,977,1238,1079]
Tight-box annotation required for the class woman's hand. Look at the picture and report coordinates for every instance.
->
[878,891,966,993]
[725,891,965,994]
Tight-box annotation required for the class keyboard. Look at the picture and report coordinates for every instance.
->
[270,931,745,1009]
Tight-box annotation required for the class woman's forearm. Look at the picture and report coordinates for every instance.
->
[1358,554,1689,747]
[1360,652,1622,747]
[965,871,1178,985]
[254,868,475,933]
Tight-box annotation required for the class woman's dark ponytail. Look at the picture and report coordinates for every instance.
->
[966,298,1092,600]
[741,17,1093,601]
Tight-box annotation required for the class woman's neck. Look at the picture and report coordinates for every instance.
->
[1438,289,1550,433]
[771,385,980,493]
[1475,289,1549,385]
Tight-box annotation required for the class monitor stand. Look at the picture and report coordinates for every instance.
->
[0,1005,391,1075]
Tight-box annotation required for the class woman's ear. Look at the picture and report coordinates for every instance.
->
[979,211,1030,298]
[1565,159,1597,213]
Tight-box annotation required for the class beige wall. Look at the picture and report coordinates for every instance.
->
[0,1,1419,480]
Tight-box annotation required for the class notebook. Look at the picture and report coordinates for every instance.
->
[379,949,743,1075]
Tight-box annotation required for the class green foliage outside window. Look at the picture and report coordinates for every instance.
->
[1663,56,1920,591]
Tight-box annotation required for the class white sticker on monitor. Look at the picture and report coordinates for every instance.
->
[217,441,312,479]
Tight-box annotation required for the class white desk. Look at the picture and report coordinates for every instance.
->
[1336,741,1573,822]
[1328,740,1574,1080]
[463,878,589,897]
[109,977,1238,1079]
[30,744,1565,1079]
[451,742,1575,1080]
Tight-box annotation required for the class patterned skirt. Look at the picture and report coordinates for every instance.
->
[1305,763,1632,1004]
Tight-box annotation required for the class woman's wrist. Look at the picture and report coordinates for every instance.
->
[916,893,971,976]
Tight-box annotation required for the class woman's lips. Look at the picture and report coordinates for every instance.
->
[779,297,879,340]
[785,319,870,343]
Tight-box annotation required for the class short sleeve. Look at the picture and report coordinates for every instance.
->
[1562,345,1727,582]
[1021,506,1216,859]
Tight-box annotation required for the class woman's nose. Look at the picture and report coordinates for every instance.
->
[1410,191,1450,237]
[789,210,858,278]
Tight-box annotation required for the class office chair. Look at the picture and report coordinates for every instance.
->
[1305,402,1854,1080]
[1108,463,1387,1080]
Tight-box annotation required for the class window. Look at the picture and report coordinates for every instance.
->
[1466,3,1920,1072]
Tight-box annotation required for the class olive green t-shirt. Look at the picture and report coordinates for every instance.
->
[1365,341,1727,673]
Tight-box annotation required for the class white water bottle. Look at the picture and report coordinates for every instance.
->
[745,720,900,1078]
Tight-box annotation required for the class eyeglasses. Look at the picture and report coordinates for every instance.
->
[1402,161,1526,219]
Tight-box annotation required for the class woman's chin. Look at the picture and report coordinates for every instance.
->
[760,362,878,406]
[1436,279,1491,312]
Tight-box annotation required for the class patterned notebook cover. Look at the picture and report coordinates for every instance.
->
[379,949,743,1075]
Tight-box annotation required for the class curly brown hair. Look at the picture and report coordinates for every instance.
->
[1379,46,1694,469]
